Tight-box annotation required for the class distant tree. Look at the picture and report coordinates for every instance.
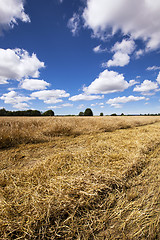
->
[84,108,93,116]
[79,112,84,116]
[100,112,103,116]
[121,113,124,116]
[30,110,41,116]
[0,108,7,116]
[111,113,117,116]
[26,110,33,116]
[43,110,54,116]
[6,111,13,116]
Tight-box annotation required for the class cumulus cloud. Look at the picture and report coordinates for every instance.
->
[135,49,144,59]
[147,66,160,71]
[128,80,139,87]
[13,102,29,109]
[0,78,8,84]
[67,13,80,36]
[0,0,30,33]
[69,94,104,101]
[112,39,135,54]
[31,89,70,104]
[48,103,73,109]
[105,39,136,67]
[0,48,45,84]
[0,90,31,109]
[107,95,146,108]
[83,0,160,50]
[107,52,130,67]
[20,79,50,91]
[93,45,107,53]
[133,80,159,94]
[108,103,122,109]
[156,72,160,84]
[83,69,129,94]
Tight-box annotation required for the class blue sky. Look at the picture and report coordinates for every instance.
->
[0,0,160,115]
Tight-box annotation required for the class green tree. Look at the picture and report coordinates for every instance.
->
[100,112,103,116]
[30,110,41,116]
[0,108,7,116]
[84,108,93,116]
[43,110,54,116]
[111,113,117,116]
[79,112,84,116]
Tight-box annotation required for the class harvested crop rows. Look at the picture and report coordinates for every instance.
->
[0,117,160,239]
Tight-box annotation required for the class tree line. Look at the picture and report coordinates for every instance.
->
[0,108,94,117]
[0,108,54,116]
[0,107,160,117]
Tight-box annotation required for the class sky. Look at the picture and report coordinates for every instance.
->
[0,0,160,115]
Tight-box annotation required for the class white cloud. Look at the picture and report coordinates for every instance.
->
[48,106,61,109]
[156,72,160,84]
[20,79,50,91]
[0,91,31,109]
[93,45,107,53]
[7,87,16,91]
[107,52,130,67]
[13,102,29,109]
[61,103,73,107]
[112,39,135,54]
[31,89,70,104]
[0,0,30,33]
[48,103,73,109]
[107,95,146,108]
[0,78,8,84]
[110,103,122,108]
[0,48,45,84]
[135,49,144,59]
[67,13,80,36]
[147,66,160,71]
[83,0,160,50]
[69,94,104,101]
[83,69,129,94]
[128,80,139,87]
[91,102,104,107]
[77,104,85,109]
[106,39,135,67]
[133,80,159,93]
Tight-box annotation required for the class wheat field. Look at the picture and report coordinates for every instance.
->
[0,116,160,239]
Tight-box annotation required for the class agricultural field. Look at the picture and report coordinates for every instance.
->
[0,116,160,239]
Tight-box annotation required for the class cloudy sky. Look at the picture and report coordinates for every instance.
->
[0,0,160,115]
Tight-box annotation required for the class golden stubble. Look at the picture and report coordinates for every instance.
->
[0,116,160,239]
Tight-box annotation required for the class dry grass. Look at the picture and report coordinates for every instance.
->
[0,116,160,149]
[0,116,160,239]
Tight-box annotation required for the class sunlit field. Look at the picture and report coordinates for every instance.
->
[0,116,160,239]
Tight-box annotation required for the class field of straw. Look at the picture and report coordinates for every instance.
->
[0,116,160,239]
